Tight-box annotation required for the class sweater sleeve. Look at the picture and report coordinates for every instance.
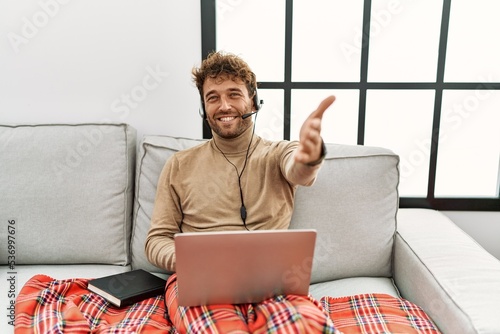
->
[144,156,182,272]
[281,140,324,187]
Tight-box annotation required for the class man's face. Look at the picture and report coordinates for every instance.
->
[202,76,254,139]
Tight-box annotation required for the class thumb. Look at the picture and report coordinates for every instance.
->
[309,95,336,120]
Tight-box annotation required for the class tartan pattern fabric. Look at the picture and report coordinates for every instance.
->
[320,293,442,334]
[164,274,341,334]
[15,274,175,334]
[14,275,441,334]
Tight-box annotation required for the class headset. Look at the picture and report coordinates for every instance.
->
[198,88,263,231]
[198,88,263,119]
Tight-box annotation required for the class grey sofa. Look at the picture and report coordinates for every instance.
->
[1,123,499,334]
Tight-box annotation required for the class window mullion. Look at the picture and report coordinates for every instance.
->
[358,0,372,145]
[428,0,452,198]
[283,0,294,141]
[200,0,217,139]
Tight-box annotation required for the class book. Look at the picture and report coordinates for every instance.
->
[88,269,167,307]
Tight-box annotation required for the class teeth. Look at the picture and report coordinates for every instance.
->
[220,116,236,122]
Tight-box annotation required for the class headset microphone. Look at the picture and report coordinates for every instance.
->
[241,111,258,119]
[241,97,263,119]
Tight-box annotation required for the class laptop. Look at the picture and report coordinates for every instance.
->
[174,229,316,307]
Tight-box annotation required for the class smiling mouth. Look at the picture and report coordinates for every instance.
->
[218,116,238,122]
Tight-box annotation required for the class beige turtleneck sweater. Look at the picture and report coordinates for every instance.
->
[145,126,323,272]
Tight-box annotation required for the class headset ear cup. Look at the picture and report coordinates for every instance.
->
[253,89,261,111]
[199,99,206,119]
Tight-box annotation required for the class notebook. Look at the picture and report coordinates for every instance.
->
[174,229,316,307]
[88,269,166,307]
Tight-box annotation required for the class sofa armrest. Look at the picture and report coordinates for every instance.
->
[394,208,500,334]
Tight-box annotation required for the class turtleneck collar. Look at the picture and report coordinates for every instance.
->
[210,125,259,155]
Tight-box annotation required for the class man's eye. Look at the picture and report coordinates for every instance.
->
[206,96,218,102]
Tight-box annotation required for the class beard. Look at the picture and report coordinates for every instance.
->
[207,105,253,139]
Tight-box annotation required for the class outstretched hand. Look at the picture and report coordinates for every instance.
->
[294,95,336,164]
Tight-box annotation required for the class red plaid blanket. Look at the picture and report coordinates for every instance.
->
[15,275,441,334]
[15,274,176,334]
[321,294,441,334]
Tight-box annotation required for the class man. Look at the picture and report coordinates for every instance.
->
[145,51,338,333]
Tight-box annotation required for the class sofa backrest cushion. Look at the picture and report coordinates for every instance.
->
[0,124,136,265]
[131,135,205,273]
[131,136,400,281]
[290,143,399,283]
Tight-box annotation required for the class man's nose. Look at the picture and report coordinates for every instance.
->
[219,96,232,110]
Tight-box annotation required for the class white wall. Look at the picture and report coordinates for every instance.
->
[0,0,202,141]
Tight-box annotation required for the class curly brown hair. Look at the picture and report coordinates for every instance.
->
[192,51,257,99]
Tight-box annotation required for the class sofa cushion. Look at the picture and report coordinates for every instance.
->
[290,143,399,283]
[131,135,205,273]
[309,276,400,301]
[0,124,136,265]
[0,264,131,292]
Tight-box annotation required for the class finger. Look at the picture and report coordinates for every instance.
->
[307,118,321,133]
[294,146,310,163]
[309,95,336,120]
[301,125,321,146]
[294,148,316,163]
[298,131,321,158]
[302,138,321,155]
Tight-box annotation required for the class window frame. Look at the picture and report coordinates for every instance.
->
[200,0,500,211]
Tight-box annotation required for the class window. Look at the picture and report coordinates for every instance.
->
[202,0,500,211]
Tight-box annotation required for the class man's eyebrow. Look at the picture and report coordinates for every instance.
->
[204,90,216,99]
